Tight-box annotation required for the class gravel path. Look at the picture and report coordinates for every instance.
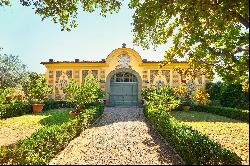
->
[49,107,184,165]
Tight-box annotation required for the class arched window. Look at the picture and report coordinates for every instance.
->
[111,72,137,82]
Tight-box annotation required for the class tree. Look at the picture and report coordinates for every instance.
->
[0,49,29,88]
[0,0,10,6]
[22,72,52,103]
[1,0,249,90]
[130,0,249,88]
[64,74,103,112]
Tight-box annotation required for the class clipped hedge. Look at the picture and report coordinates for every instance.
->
[0,103,104,165]
[43,99,75,111]
[143,106,242,165]
[190,104,249,123]
[0,102,31,119]
[0,100,74,119]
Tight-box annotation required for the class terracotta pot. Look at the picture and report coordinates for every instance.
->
[32,103,44,113]
[183,105,190,112]
[69,111,78,117]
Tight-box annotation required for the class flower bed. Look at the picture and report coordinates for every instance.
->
[0,103,104,165]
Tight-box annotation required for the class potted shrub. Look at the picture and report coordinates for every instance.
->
[64,74,104,117]
[23,73,52,113]
[181,92,193,112]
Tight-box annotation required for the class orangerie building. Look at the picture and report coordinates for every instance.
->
[41,45,210,106]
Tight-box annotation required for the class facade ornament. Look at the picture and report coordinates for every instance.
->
[116,53,131,69]
[187,79,197,93]
[153,71,169,87]
[57,72,69,98]
[122,43,126,48]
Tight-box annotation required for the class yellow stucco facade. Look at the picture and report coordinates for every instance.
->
[41,46,209,106]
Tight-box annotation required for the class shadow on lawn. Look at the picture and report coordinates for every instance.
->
[169,110,243,123]
[38,108,72,126]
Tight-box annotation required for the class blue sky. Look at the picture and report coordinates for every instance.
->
[0,1,171,73]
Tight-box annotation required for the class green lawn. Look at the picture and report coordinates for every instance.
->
[0,108,72,146]
[170,111,249,165]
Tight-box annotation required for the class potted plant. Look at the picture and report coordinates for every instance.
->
[64,74,104,117]
[181,92,193,112]
[23,73,52,113]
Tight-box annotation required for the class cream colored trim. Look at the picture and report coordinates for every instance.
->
[44,63,107,68]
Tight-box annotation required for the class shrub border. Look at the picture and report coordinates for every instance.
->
[143,105,242,165]
[0,100,74,119]
[190,104,249,123]
[0,103,104,165]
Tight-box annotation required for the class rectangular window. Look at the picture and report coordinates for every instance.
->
[82,70,99,83]
[49,70,54,79]
[91,70,98,79]
[66,70,73,79]
[56,71,62,84]
[162,70,170,84]
[150,70,159,84]
[82,70,89,83]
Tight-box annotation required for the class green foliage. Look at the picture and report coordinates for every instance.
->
[0,103,104,165]
[193,89,210,105]
[205,81,223,101]
[22,72,52,103]
[40,108,71,126]
[172,86,196,106]
[1,1,249,85]
[0,88,12,104]
[141,86,181,112]
[205,82,249,109]
[0,102,32,119]
[220,83,249,109]
[0,0,10,6]
[42,99,74,111]
[190,104,249,123]
[130,0,249,85]
[64,74,104,111]
[2,1,249,86]
[180,92,193,106]
[143,106,242,165]
[0,52,29,88]
[18,0,122,31]
[0,145,12,164]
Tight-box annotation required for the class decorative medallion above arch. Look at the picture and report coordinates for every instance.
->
[116,53,131,69]
[106,48,143,64]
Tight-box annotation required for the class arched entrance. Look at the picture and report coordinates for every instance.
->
[106,69,142,106]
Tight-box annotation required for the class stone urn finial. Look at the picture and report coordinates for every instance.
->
[122,43,126,48]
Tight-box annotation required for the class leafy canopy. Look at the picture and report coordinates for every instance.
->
[0,49,29,88]
[63,74,104,110]
[22,72,52,103]
[142,86,181,112]
[1,0,249,88]
[130,0,249,86]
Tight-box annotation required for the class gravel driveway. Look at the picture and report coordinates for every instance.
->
[49,107,184,165]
